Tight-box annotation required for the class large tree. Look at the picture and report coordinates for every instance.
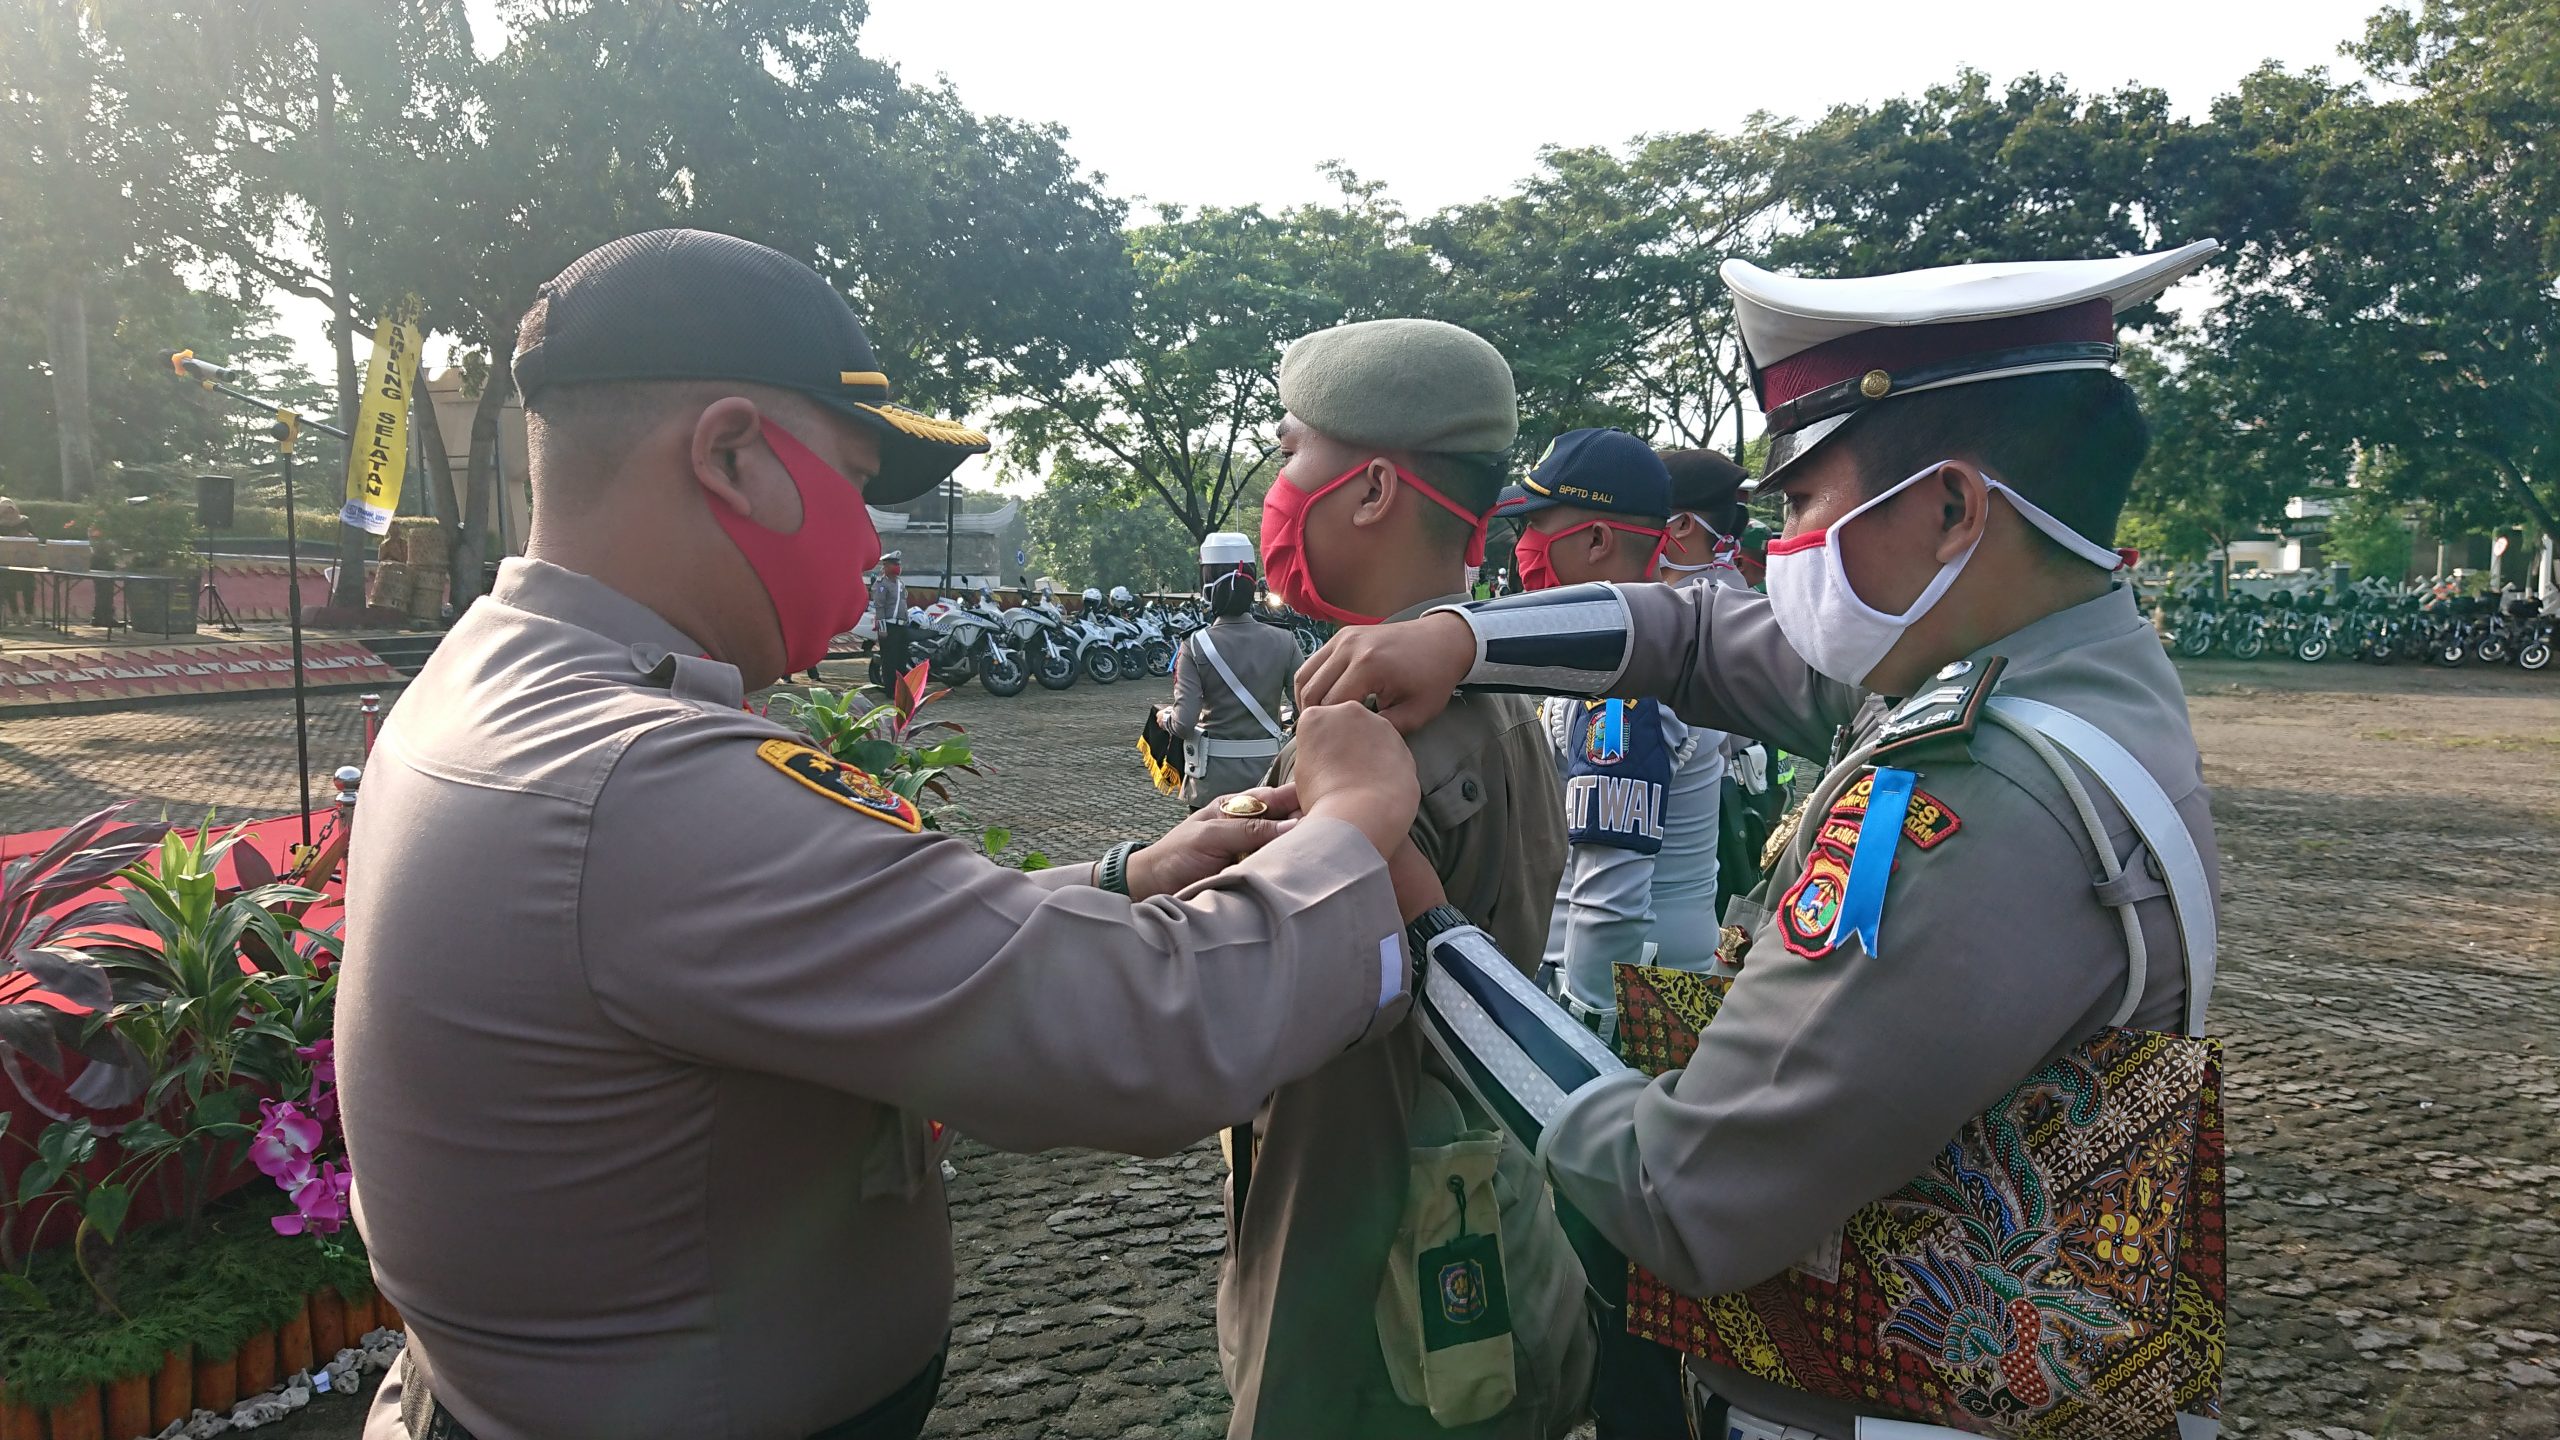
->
[1002,169,1440,542]
[2181,5,2560,548]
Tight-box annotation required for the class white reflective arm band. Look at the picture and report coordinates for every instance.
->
[1414,923,1632,1152]
[1428,583,1634,696]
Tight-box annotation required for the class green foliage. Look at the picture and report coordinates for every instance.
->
[89,498,199,571]
[0,1185,371,1409]
[767,683,1051,869]
[2323,485,2418,580]
[1025,455,1206,593]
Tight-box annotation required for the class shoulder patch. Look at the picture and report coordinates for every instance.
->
[1872,654,2007,761]
[1563,699,1672,854]
[1776,766,1961,959]
[755,739,922,832]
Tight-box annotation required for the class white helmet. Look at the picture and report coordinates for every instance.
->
[1109,585,1134,605]
[1082,587,1103,604]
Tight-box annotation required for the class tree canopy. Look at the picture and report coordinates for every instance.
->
[3,0,2553,594]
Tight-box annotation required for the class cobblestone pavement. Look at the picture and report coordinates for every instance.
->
[4,658,2556,1439]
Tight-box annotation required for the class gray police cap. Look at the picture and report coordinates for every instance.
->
[1278,319,1518,456]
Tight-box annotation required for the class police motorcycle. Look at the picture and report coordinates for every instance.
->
[2515,605,2555,672]
[1099,586,1160,677]
[1126,593,1180,677]
[2164,586,2220,659]
[1005,585,1086,691]
[2292,590,2340,662]
[885,595,1029,697]
[1071,588,1125,684]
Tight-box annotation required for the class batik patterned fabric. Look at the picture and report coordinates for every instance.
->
[1613,965,2226,1440]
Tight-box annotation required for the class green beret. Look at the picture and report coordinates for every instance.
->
[1277,318,1518,455]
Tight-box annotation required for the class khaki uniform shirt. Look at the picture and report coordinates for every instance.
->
[1220,598,1589,1440]
[342,559,1407,1440]
[1535,582,2217,1438]
[1168,614,1298,809]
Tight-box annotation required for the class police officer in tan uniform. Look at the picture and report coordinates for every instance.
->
[340,230,1439,1440]
[1220,319,1592,1440]
[1165,532,1298,810]
[1301,244,2228,1440]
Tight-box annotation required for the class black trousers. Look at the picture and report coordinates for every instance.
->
[1558,1197,1689,1440]
[404,1345,946,1440]
[879,620,914,683]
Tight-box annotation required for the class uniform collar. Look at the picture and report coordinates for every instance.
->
[488,558,746,708]
[1965,583,2146,672]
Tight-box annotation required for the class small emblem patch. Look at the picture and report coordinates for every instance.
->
[755,739,921,832]
[1779,839,1854,958]
[1776,772,1961,959]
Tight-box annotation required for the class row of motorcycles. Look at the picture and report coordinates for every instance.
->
[851,586,1334,697]
[2155,582,2555,671]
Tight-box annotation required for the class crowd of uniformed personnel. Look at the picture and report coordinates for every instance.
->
[338,226,2225,1440]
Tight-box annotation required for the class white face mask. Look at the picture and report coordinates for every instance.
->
[1657,513,1735,575]
[1765,461,2120,688]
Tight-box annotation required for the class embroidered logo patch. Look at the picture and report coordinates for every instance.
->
[1833,772,1962,849]
[1579,700,1626,765]
[755,739,921,832]
[1439,1258,1490,1323]
[1779,840,1854,958]
[1776,775,1961,959]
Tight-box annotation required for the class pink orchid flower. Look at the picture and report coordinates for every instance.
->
[250,1098,323,1183]
[272,1160,354,1237]
[297,1038,336,1088]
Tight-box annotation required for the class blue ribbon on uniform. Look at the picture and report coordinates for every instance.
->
[1827,766,1916,958]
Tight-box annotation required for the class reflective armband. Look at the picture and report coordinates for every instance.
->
[1413,923,1631,1151]
[1427,583,1633,696]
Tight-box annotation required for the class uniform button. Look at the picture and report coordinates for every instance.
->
[1461,779,1480,802]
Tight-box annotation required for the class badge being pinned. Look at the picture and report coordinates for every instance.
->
[756,739,921,832]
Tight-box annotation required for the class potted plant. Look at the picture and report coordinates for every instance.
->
[90,498,202,635]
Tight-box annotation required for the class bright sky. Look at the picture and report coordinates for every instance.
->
[856,0,2374,216]
[371,0,2375,487]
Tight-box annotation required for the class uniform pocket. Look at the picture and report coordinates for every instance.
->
[858,1109,949,1202]
[1375,1132,1518,1427]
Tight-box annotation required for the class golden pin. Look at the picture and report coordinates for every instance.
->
[1220,794,1270,819]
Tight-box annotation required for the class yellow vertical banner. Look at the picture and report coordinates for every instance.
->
[340,312,422,535]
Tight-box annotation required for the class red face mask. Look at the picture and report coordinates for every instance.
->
[1259,460,1488,626]
[712,420,884,674]
[1513,517,1669,592]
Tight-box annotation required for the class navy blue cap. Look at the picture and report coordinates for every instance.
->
[1495,429,1673,520]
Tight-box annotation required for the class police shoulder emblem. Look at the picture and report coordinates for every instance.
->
[1776,770,1962,959]
[755,739,922,832]
[1580,699,1627,765]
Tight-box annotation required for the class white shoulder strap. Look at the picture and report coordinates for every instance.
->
[1984,696,2216,1036]
[1192,629,1284,740]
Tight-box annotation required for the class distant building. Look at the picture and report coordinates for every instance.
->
[871,478,1027,591]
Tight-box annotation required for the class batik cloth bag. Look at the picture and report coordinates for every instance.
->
[1616,697,2228,1440]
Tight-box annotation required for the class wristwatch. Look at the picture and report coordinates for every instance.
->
[1096,840,1148,895]
[1404,904,1471,990]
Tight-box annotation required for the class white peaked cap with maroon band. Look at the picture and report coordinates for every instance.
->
[1727,239,2222,482]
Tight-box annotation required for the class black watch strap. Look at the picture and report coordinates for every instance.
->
[1405,904,1471,989]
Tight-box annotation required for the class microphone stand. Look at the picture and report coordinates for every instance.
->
[168,351,348,850]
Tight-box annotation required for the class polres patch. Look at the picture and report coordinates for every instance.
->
[755,739,922,832]
[1776,770,1962,958]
